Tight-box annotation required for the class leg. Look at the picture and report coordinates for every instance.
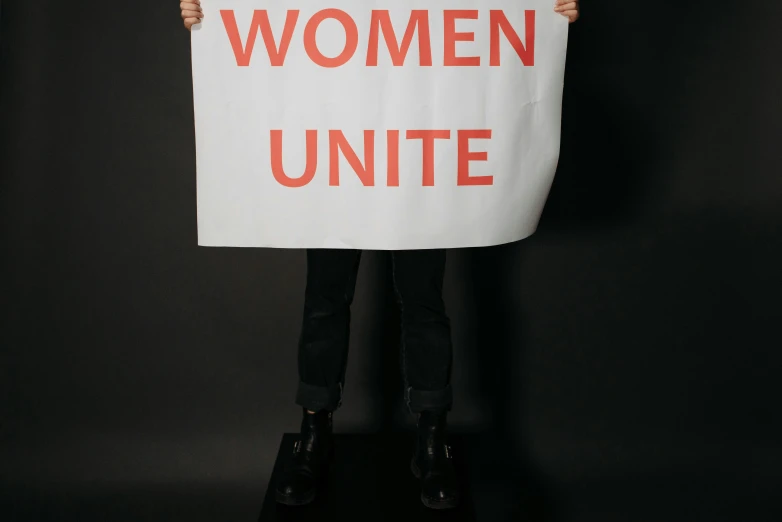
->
[390,248,459,509]
[390,248,454,414]
[295,248,362,412]
[276,248,361,507]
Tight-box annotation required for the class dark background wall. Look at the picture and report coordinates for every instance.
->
[2,1,781,521]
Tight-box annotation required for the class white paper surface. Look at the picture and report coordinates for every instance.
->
[191,0,568,249]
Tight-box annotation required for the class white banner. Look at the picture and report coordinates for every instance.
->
[191,1,568,249]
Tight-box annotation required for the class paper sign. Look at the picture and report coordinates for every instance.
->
[191,1,568,249]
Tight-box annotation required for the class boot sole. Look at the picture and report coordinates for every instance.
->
[410,457,460,510]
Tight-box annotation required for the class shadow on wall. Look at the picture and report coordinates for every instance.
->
[542,87,658,229]
[453,42,661,520]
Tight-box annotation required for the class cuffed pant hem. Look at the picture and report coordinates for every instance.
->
[295,381,343,412]
[405,384,453,414]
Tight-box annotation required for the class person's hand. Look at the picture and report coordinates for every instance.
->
[554,0,580,23]
[181,0,204,31]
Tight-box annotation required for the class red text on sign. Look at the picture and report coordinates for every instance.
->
[270,130,493,187]
[220,9,535,67]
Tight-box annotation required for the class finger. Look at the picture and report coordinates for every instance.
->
[563,11,580,22]
[184,17,201,28]
[555,0,578,5]
[180,5,202,16]
[555,2,578,12]
[181,10,204,20]
[180,5,203,15]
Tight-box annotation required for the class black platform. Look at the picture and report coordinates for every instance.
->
[259,433,477,521]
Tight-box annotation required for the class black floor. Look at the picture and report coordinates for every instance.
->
[260,433,476,522]
[3,432,781,521]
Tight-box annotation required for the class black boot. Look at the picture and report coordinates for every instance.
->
[275,408,333,506]
[411,410,459,509]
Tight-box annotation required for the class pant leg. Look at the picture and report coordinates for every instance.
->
[390,249,454,414]
[295,248,362,412]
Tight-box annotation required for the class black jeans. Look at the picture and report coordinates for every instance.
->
[295,248,453,414]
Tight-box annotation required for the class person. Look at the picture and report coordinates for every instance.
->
[179,0,580,510]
